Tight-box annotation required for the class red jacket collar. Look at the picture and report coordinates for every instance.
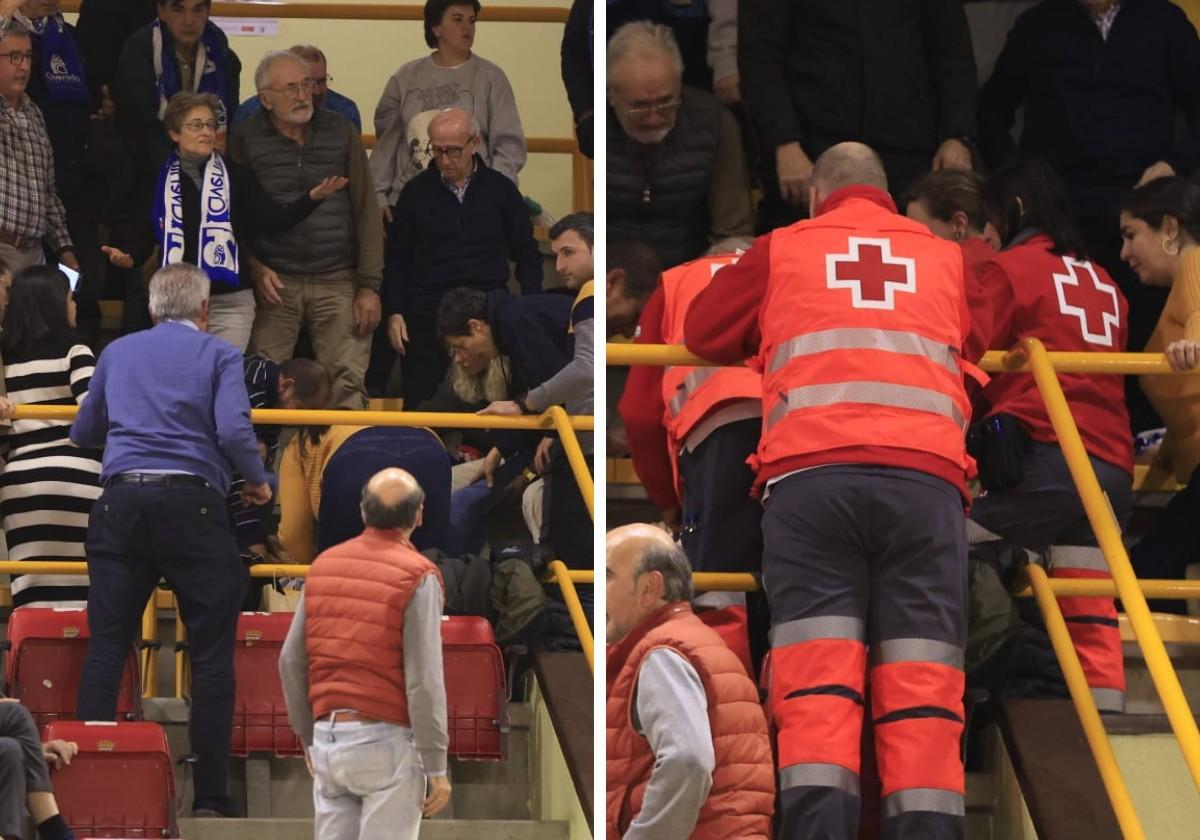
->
[606,601,693,687]
[815,185,898,216]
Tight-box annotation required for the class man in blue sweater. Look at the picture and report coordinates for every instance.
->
[70,263,272,819]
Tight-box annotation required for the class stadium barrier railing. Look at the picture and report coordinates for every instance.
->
[608,339,1200,840]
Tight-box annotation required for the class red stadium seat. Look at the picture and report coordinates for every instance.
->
[4,608,141,727]
[443,615,507,760]
[232,612,304,757]
[43,720,178,838]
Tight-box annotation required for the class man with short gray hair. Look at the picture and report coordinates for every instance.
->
[71,261,271,819]
[605,523,773,840]
[279,467,451,840]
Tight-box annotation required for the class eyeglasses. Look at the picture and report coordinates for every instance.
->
[425,138,477,159]
[0,51,33,66]
[181,119,218,132]
[620,99,682,119]
[263,79,314,99]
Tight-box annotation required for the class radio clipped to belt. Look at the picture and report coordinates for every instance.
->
[966,413,1029,493]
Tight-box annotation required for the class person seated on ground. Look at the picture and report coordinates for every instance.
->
[231,43,360,130]
[278,418,452,565]
[1119,176,1200,611]
[0,266,101,608]
[0,698,77,840]
[605,523,774,840]
[102,91,348,351]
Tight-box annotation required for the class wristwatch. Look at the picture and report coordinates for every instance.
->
[515,397,534,414]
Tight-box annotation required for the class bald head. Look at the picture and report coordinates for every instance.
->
[428,108,481,145]
[361,468,425,533]
[810,142,888,213]
[606,523,692,643]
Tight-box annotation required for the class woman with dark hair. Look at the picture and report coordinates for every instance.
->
[1117,176,1200,610]
[0,266,101,608]
[369,0,526,214]
[964,159,1134,712]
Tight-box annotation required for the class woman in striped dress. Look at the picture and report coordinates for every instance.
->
[0,266,101,607]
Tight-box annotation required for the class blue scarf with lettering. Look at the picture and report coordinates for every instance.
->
[152,151,239,287]
[152,19,229,129]
[29,15,88,104]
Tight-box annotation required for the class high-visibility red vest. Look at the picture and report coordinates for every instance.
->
[660,254,763,493]
[755,196,971,483]
[606,602,774,840]
[305,528,444,725]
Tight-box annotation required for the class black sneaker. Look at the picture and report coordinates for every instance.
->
[191,797,242,818]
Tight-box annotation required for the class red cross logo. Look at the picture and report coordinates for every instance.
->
[826,237,917,310]
[1052,257,1120,348]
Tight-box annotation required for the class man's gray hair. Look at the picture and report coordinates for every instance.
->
[606,21,684,81]
[635,542,694,603]
[288,43,326,65]
[255,50,308,92]
[0,19,30,43]
[431,108,482,138]
[148,263,211,322]
[812,142,889,196]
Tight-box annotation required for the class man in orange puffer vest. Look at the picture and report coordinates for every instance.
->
[687,142,972,840]
[606,523,774,840]
[279,468,452,840]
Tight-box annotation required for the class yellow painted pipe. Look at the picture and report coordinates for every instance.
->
[60,1,569,23]
[1024,564,1146,840]
[547,406,595,520]
[1014,579,1200,599]
[1019,336,1200,795]
[693,572,759,592]
[548,560,593,672]
[140,596,157,700]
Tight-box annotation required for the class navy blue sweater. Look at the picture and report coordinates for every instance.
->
[979,0,1200,217]
[383,156,542,318]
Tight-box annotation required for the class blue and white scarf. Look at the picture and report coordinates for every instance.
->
[29,15,88,104]
[153,151,239,287]
[152,19,229,129]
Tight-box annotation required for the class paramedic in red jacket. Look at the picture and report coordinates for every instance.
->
[686,141,972,840]
[968,159,1134,713]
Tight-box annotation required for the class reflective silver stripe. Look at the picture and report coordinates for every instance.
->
[694,590,746,610]
[770,616,865,648]
[1092,687,1125,713]
[965,520,1002,545]
[769,328,960,377]
[1048,545,1110,573]
[779,762,861,796]
[667,367,720,417]
[883,788,965,819]
[872,638,964,670]
[766,382,966,432]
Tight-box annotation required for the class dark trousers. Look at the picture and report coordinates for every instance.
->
[544,446,593,623]
[1130,464,1200,614]
[396,314,447,409]
[0,702,52,839]
[318,427,452,554]
[764,467,967,840]
[77,481,247,807]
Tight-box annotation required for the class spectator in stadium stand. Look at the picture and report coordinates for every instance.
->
[232,44,360,131]
[685,142,973,839]
[977,0,1200,432]
[0,20,80,275]
[607,21,753,272]
[0,699,78,840]
[561,0,593,159]
[69,263,273,820]
[604,240,662,464]
[277,423,452,565]
[279,468,452,839]
[382,107,540,409]
[967,158,1133,713]
[371,0,525,216]
[229,50,382,410]
[617,251,764,676]
[72,0,156,101]
[479,212,594,557]
[1118,177,1200,612]
[605,523,774,840]
[101,90,350,352]
[0,266,100,608]
[739,0,977,234]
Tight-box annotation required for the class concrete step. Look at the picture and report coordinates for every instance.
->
[176,818,569,840]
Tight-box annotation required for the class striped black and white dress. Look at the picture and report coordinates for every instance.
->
[0,344,102,607]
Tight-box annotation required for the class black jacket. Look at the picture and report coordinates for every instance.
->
[26,21,90,198]
[74,0,156,97]
[978,0,1200,218]
[738,0,976,176]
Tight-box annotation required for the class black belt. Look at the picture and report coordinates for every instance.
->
[0,230,38,250]
[109,472,210,488]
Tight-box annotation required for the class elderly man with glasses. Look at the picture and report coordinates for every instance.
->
[227,49,382,410]
[381,106,540,408]
[607,20,752,272]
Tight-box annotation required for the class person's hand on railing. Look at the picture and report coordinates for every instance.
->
[481,446,502,487]
[308,176,349,201]
[477,400,520,417]
[0,397,13,421]
[42,739,78,771]
[388,313,409,353]
[241,481,272,507]
[101,246,135,270]
[533,436,554,473]
[1164,339,1200,372]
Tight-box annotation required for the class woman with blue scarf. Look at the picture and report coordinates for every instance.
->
[103,91,348,350]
